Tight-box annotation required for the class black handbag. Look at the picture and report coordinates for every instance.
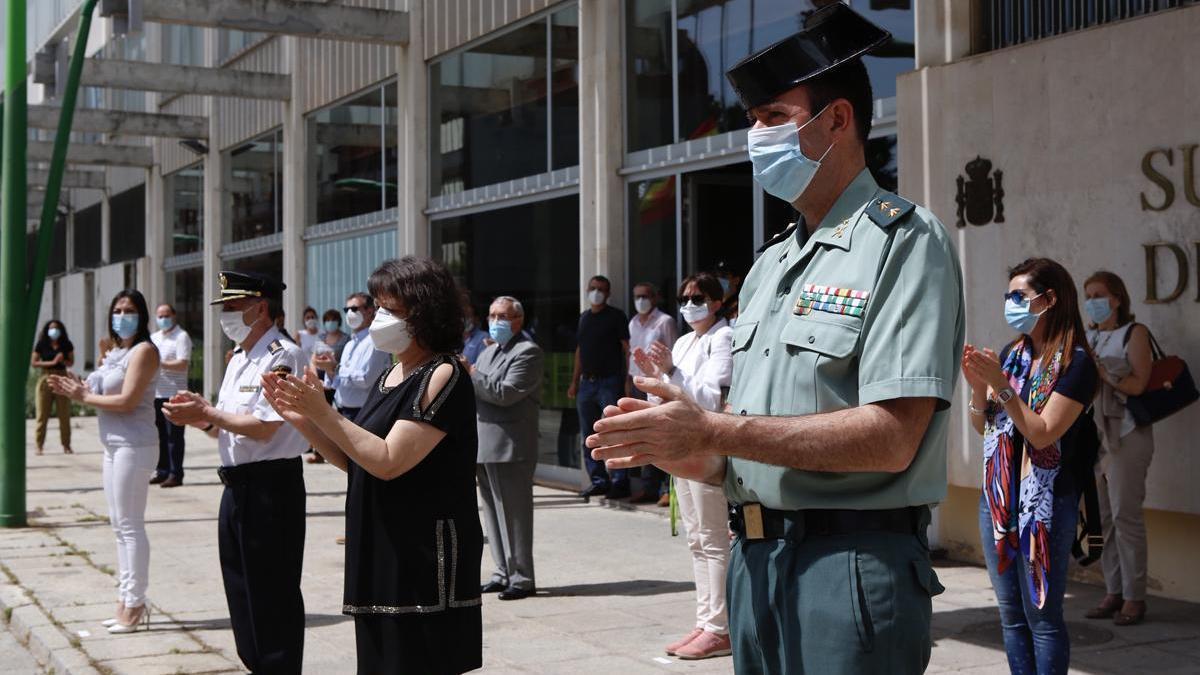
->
[1123,327,1199,427]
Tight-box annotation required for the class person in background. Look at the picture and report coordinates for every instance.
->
[274,310,296,344]
[627,282,676,505]
[567,275,630,499]
[1082,271,1155,627]
[163,271,308,673]
[31,319,75,455]
[297,306,321,363]
[150,304,192,488]
[314,293,392,423]
[461,295,490,365]
[469,295,543,601]
[963,258,1098,673]
[261,256,483,673]
[320,308,350,359]
[49,290,160,633]
[635,273,733,660]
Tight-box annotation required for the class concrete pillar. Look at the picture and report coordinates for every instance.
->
[143,167,168,308]
[100,191,112,265]
[202,30,228,399]
[281,36,309,330]
[578,0,625,307]
[915,0,975,69]
[396,0,428,257]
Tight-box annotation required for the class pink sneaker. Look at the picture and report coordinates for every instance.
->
[665,628,703,656]
[675,631,732,660]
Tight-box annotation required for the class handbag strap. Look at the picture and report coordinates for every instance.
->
[1121,323,1165,361]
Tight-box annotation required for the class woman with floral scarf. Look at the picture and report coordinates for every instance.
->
[962,258,1098,674]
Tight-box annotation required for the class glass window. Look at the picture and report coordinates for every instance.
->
[628,177,678,316]
[169,165,204,256]
[625,0,674,152]
[163,25,205,67]
[551,6,581,170]
[430,20,548,195]
[25,214,67,278]
[306,229,398,320]
[681,163,753,280]
[167,267,205,390]
[109,185,146,264]
[74,203,102,270]
[431,195,580,468]
[228,129,283,242]
[311,82,399,224]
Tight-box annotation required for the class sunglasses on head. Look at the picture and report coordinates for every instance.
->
[677,294,708,306]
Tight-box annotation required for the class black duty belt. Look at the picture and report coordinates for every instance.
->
[217,456,301,486]
[729,503,926,541]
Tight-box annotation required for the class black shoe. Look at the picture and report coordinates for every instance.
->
[607,485,631,500]
[149,474,167,485]
[579,484,608,498]
[480,580,507,594]
[498,587,535,601]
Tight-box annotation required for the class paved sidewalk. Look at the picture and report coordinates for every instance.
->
[0,417,1197,674]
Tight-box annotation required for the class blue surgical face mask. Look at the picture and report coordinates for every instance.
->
[1004,293,1045,335]
[112,313,139,340]
[747,106,835,203]
[323,320,340,333]
[156,316,173,331]
[1084,297,1113,325]
[489,319,514,345]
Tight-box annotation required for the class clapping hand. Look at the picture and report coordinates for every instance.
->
[961,345,989,392]
[633,348,662,379]
[963,346,1007,392]
[586,376,708,470]
[262,366,331,423]
[161,391,213,428]
[47,372,86,401]
[311,352,337,374]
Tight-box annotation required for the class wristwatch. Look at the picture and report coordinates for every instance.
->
[996,387,1016,404]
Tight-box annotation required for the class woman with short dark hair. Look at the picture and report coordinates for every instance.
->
[49,290,160,633]
[962,258,1098,673]
[31,319,75,455]
[262,256,483,673]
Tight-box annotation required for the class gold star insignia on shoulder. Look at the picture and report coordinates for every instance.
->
[878,200,892,212]
[889,208,900,217]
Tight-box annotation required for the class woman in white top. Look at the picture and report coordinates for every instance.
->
[1082,271,1155,626]
[634,272,733,661]
[50,290,160,633]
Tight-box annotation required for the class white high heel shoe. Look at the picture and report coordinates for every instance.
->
[107,605,150,634]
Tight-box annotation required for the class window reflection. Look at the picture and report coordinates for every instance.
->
[625,0,674,152]
[169,166,204,255]
[167,267,205,390]
[551,7,581,170]
[628,177,678,315]
[311,83,399,224]
[229,129,283,242]
[431,196,581,468]
[109,185,145,264]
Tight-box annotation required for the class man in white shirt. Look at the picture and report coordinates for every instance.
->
[162,271,307,674]
[150,304,192,487]
[627,282,677,503]
[312,292,392,422]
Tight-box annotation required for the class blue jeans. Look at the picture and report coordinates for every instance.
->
[979,490,1078,675]
[577,375,627,489]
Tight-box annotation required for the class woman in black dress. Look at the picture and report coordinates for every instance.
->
[262,256,482,674]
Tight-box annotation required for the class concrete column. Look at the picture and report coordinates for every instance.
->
[100,191,112,265]
[396,0,428,257]
[281,36,309,330]
[915,0,975,69]
[577,0,625,307]
[143,167,168,308]
[201,27,228,398]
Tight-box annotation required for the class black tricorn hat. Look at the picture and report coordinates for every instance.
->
[725,3,892,110]
[211,270,286,305]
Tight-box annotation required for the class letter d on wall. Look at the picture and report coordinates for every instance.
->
[1143,242,1188,304]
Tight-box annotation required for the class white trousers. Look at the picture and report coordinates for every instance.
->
[675,477,730,634]
[102,444,157,608]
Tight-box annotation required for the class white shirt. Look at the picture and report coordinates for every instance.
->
[330,328,392,410]
[150,325,192,399]
[216,326,307,467]
[651,319,733,413]
[298,329,320,363]
[628,308,678,377]
[90,342,159,448]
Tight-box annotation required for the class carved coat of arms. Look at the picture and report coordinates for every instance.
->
[955,156,1005,227]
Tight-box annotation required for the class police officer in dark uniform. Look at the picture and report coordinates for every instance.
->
[588,5,965,673]
[163,271,308,674]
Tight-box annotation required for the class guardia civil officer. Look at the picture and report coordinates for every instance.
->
[587,5,965,673]
[163,271,307,674]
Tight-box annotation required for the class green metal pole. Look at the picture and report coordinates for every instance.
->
[0,0,28,527]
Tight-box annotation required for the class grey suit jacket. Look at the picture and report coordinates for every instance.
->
[470,335,544,463]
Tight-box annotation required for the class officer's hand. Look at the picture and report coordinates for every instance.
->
[161,391,212,426]
[586,376,713,465]
[633,348,663,379]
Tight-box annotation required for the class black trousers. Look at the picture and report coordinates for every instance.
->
[153,398,186,480]
[218,457,306,674]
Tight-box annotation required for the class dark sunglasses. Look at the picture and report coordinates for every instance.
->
[1003,290,1042,306]
[677,294,709,305]
[343,305,365,313]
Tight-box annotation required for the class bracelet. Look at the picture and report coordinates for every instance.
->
[201,422,215,432]
[968,401,987,416]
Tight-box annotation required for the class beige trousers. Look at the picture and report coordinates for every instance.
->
[676,477,730,634]
[1096,418,1155,601]
[34,374,71,448]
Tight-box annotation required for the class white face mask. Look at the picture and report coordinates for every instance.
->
[634,297,652,315]
[587,289,607,306]
[220,307,254,345]
[369,308,413,355]
[680,301,710,325]
[345,309,364,330]
[304,318,318,331]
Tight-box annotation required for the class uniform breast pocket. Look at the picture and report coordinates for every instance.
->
[779,315,863,412]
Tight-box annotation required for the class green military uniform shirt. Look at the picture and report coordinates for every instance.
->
[724,168,965,511]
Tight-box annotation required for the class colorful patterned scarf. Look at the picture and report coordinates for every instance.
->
[982,337,1064,609]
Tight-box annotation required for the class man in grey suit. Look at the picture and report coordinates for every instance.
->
[468,296,544,601]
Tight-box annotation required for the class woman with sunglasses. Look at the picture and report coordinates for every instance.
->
[635,272,733,661]
[962,258,1097,674]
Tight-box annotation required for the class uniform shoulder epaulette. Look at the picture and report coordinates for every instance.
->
[756,222,798,253]
[865,193,915,229]
[267,340,284,355]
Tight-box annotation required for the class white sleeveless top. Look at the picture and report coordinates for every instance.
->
[1087,323,1135,437]
[89,342,159,448]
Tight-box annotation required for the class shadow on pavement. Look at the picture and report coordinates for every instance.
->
[538,579,695,598]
